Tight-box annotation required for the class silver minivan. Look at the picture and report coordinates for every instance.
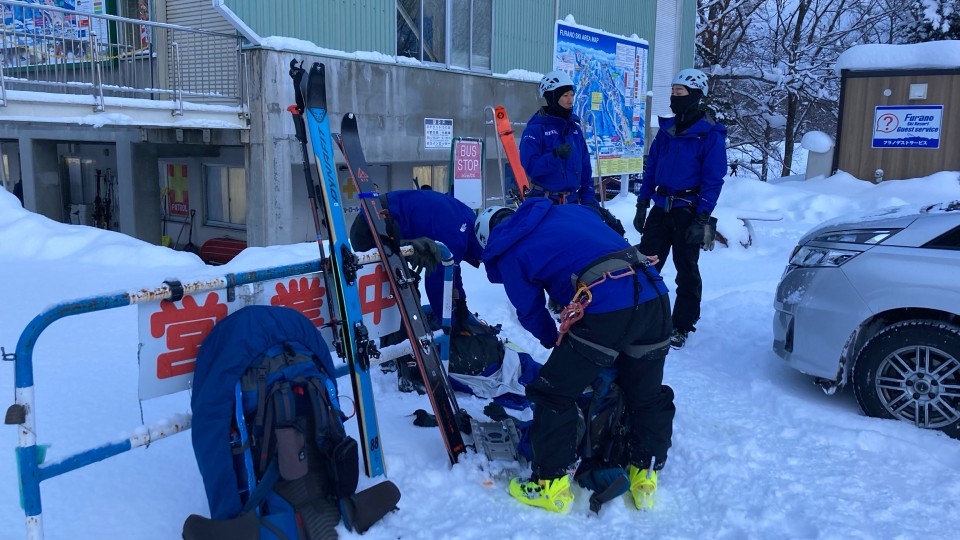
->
[773,201,960,437]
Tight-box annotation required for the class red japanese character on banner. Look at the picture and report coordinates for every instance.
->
[359,264,396,325]
[271,276,326,327]
[150,293,228,379]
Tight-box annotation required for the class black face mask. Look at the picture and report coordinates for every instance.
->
[670,93,701,116]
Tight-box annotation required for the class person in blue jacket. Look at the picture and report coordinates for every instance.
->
[476,198,675,514]
[634,68,727,349]
[519,70,595,204]
[350,189,483,329]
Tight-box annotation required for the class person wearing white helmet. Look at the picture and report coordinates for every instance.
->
[518,70,595,204]
[634,68,728,349]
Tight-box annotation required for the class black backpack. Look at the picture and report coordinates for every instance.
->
[573,368,630,513]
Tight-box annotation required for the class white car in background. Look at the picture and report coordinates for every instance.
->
[773,201,960,437]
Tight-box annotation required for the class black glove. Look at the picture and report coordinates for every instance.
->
[685,213,711,246]
[553,143,572,159]
[406,237,442,276]
[633,199,650,233]
[484,402,512,422]
[703,216,718,251]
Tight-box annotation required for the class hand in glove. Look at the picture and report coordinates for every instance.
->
[553,143,572,159]
[633,199,650,233]
[406,237,442,276]
[703,216,718,251]
[685,213,711,246]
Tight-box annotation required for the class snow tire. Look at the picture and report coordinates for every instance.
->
[853,319,960,438]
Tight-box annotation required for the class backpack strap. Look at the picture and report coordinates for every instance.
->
[259,381,296,474]
[252,365,268,434]
[241,459,281,514]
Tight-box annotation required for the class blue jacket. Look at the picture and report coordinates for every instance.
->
[385,190,483,266]
[519,109,594,204]
[639,115,727,215]
[482,198,668,345]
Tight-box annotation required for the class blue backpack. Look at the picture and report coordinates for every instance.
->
[184,306,398,539]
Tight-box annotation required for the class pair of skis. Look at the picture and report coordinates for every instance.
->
[289,61,466,476]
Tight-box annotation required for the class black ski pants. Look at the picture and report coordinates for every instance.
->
[525,292,675,480]
[638,205,702,333]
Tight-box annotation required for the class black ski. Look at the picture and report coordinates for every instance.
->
[334,111,467,465]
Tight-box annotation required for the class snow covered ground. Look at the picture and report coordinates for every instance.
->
[2,170,960,539]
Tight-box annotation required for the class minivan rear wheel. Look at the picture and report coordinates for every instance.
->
[852,319,960,438]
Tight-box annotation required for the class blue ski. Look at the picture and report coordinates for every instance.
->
[290,61,385,477]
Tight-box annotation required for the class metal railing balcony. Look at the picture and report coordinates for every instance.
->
[0,0,246,117]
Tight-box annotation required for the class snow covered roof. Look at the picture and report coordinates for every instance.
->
[835,40,960,74]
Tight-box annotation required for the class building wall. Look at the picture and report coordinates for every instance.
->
[224,0,659,76]
[678,0,697,69]
[837,70,960,181]
[493,0,657,75]
[222,0,395,53]
[245,48,542,247]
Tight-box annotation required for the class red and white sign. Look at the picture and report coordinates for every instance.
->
[452,140,483,209]
[138,265,401,399]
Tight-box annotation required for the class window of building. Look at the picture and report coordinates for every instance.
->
[205,165,246,228]
[397,0,491,72]
[412,164,449,192]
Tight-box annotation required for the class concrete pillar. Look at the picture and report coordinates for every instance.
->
[246,53,298,247]
[20,137,63,221]
[116,140,161,242]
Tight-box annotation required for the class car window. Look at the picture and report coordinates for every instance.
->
[925,226,960,250]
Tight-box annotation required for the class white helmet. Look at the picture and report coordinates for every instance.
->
[672,68,709,96]
[539,70,574,97]
[475,206,515,248]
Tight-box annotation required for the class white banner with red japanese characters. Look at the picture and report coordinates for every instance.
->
[138,264,401,399]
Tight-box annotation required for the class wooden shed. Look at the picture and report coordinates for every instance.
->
[834,41,960,182]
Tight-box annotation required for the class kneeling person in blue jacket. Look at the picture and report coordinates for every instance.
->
[476,198,676,513]
[350,189,484,329]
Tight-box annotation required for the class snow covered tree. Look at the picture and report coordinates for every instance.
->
[897,0,960,42]
[696,0,900,180]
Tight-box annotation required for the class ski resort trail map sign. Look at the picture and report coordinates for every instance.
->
[554,20,648,175]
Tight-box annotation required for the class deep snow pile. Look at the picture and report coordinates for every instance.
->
[2,171,960,539]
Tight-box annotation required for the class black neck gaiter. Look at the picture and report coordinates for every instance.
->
[545,103,572,119]
[670,91,704,133]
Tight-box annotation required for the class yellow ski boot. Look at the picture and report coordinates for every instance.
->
[627,465,658,511]
[508,475,574,514]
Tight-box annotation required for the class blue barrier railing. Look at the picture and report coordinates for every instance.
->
[7,242,454,540]
[9,260,321,539]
